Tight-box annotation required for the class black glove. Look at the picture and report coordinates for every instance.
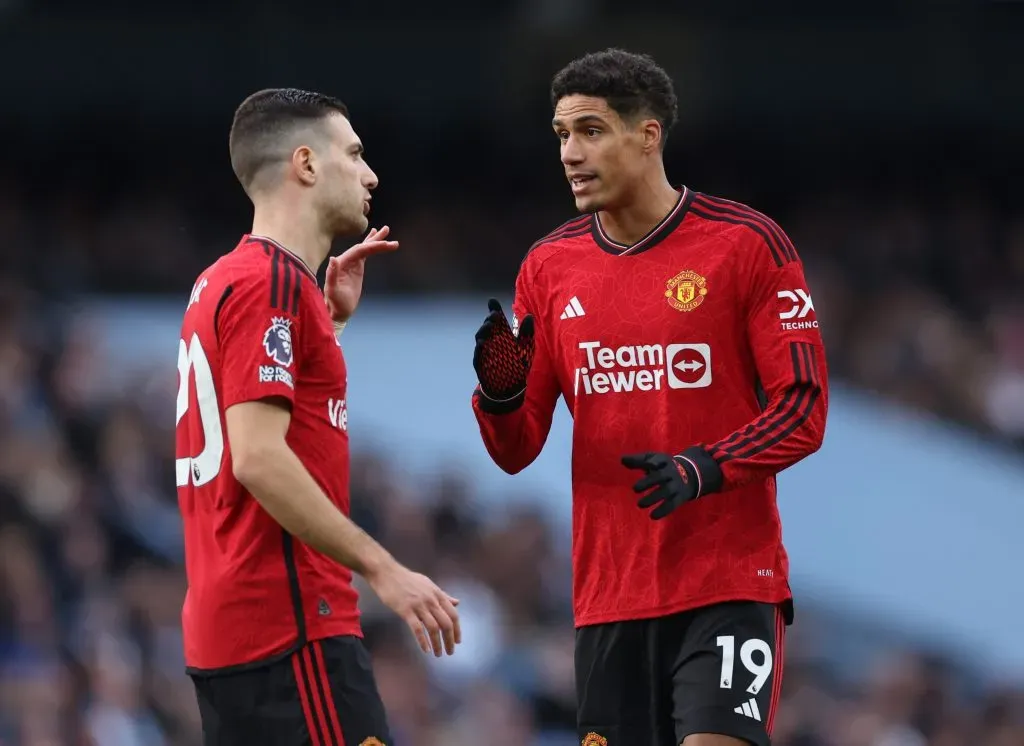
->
[621,447,723,520]
[473,298,535,413]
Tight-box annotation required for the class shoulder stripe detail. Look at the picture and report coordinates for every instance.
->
[551,225,591,242]
[711,343,820,462]
[291,272,301,314]
[690,195,797,267]
[270,248,281,309]
[529,215,591,252]
[268,248,302,314]
[527,226,590,255]
[278,249,317,285]
[690,205,785,267]
[281,254,302,315]
[694,194,797,262]
[249,236,318,284]
[281,258,294,314]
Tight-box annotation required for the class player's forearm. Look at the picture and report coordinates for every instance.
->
[233,445,394,579]
[705,382,827,491]
[472,388,550,474]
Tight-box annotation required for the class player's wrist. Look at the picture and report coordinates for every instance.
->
[475,384,526,414]
[359,550,398,585]
[675,446,724,496]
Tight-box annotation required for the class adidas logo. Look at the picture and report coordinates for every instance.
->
[560,296,586,319]
[734,698,761,722]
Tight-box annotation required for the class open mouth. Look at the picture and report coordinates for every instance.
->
[570,175,596,194]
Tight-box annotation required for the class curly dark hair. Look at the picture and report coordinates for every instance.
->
[229,88,349,194]
[550,48,678,141]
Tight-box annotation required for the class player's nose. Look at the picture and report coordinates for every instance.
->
[363,164,379,191]
[561,137,584,166]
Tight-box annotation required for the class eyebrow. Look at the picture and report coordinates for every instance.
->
[551,114,608,128]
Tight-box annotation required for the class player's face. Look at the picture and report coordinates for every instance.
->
[553,95,649,213]
[318,114,379,236]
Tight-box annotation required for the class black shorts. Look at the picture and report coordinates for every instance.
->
[191,636,391,746]
[575,601,788,746]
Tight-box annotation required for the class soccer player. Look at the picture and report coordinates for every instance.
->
[176,88,460,746]
[471,51,827,746]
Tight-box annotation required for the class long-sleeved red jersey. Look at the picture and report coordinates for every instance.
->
[473,188,828,628]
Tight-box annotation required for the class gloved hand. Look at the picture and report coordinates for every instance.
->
[473,298,535,409]
[621,449,707,520]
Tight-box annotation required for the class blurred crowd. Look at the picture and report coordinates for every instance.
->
[793,194,1024,450]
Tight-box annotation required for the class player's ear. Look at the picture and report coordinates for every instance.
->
[292,145,317,186]
[640,119,663,154]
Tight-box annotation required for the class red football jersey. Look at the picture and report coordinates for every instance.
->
[176,235,360,673]
[473,188,828,628]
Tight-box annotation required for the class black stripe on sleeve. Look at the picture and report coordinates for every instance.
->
[713,341,806,454]
[806,343,821,389]
[729,385,820,461]
[713,386,802,459]
[754,378,768,412]
[713,343,819,462]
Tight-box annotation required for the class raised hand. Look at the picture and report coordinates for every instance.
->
[324,226,399,323]
[473,298,535,403]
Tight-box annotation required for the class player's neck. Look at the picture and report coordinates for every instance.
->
[598,176,680,247]
[250,203,331,276]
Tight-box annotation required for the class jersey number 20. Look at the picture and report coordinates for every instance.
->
[176,333,224,487]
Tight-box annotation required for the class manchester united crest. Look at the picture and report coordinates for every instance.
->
[665,269,708,312]
[581,733,608,746]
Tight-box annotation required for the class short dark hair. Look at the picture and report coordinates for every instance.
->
[550,48,678,142]
[229,88,349,194]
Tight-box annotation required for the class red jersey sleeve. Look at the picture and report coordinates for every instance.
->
[698,231,829,492]
[219,270,303,409]
[472,259,562,474]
